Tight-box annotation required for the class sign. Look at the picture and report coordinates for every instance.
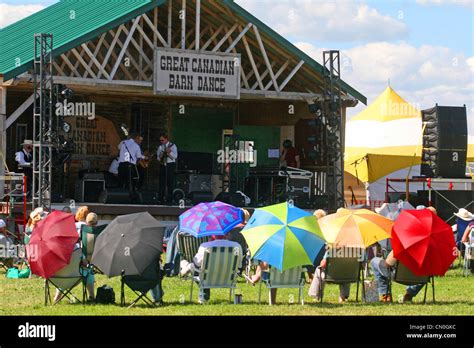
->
[69,116,121,157]
[154,48,241,99]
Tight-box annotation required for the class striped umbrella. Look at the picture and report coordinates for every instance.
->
[319,208,393,248]
[241,202,325,271]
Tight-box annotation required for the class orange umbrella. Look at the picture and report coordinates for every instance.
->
[318,208,393,248]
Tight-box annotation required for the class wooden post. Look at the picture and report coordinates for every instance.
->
[181,0,186,49]
[195,0,200,51]
[0,84,6,199]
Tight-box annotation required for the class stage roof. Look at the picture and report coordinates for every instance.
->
[0,0,366,104]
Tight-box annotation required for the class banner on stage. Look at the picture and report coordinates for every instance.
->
[154,48,241,99]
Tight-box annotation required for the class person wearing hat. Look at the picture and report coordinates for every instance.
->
[454,208,474,255]
[24,208,47,243]
[15,140,33,196]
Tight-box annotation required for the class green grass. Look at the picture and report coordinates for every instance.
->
[1,262,472,316]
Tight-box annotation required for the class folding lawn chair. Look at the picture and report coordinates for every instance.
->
[189,245,242,303]
[258,266,306,305]
[44,248,86,305]
[81,224,107,274]
[320,255,364,303]
[388,261,434,303]
[121,259,162,308]
[177,232,211,263]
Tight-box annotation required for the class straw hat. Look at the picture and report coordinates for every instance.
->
[454,208,474,221]
[30,207,46,220]
[21,140,33,146]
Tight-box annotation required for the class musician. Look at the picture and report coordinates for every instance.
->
[118,134,146,199]
[157,134,178,205]
[280,139,300,169]
[15,140,33,195]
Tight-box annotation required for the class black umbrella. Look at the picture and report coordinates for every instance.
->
[91,212,166,277]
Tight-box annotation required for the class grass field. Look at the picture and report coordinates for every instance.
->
[0,261,472,316]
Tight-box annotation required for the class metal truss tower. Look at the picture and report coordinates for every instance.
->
[32,34,53,210]
[323,50,345,212]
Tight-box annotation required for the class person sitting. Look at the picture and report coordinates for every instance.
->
[75,206,90,235]
[25,207,47,243]
[454,208,473,255]
[308,246,352,303]
[246,261,279,304]
[370,250,424,302]
[62,206,72,214]
[0,219,16,268]
[461,220,474,273]
[313,209,327,220]
[181,233,242,304]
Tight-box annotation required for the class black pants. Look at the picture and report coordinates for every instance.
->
[159,163,176,204]
[21,167,33,196]
[118,162,139,198]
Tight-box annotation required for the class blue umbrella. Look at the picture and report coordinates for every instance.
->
[241,202,325,271]
[179,202,244,237]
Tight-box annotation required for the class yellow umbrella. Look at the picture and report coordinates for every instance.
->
[318,209,393,248]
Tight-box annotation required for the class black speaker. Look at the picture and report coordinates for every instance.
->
[75,179,105,202]
[421,105,468,178]
[417,190,474,222]
[138,190,160,205]
[98,189,131,204]
[215,192,246,207]
[189,191,214,205]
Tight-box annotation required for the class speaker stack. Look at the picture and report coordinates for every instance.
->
[421,105,468,178]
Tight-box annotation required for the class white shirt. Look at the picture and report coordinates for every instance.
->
[193,240,242,268]
[157,141,178,165]
[109,158,119,175]
[15,149,32,167]
[119,139,144,165]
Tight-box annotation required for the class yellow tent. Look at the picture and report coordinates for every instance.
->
[469,143,474,162]
[345,87,422,183]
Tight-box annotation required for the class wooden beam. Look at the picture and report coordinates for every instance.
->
[201,25,223,51]
[195,0,201,51]
[251,61,277,90]
[60,53,81,78]
[262,60,290,90]
[101,35,135,81]
[279,60,305,91]
[168,0,173,47]
[241,89,323,101]
[181,0,186,49]
[0,85,6,197]
[225,22,252,53]
[253,25,278,91]
[110,17,141,80]
[99,26,124,78]
[6,93,36,130]
[241,28,263,90]
[154,7,158,47]
[142,12,168,47]
[212,24,238,52]
[71,48,97,78]
[189,25,210,50]
[84,33,107,78]
[81,43,111,80]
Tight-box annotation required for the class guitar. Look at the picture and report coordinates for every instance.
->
[158,142,174,165]
[138,150,154,169]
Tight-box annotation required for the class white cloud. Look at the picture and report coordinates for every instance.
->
[416,0,474,9]
[0,3,46,29]
[295,41,474,136]
[235,0,408,42]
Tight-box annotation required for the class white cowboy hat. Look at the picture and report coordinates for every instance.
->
[21,140,33,146]
[30,207,47,220]
[454,208,474,221]
[416,205,426,210]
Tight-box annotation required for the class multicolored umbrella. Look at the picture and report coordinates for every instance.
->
[179,201,244,237]
[318,208,392,248]
[241,202,325,271]
[392,209,456,276]
[26,211,78,279]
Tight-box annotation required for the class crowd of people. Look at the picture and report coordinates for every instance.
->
[0,203,472,306]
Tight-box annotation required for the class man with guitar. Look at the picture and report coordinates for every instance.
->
[157,134,178,205]
[118,133,147,201]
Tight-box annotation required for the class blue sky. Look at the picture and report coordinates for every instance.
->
[1,0,473,134]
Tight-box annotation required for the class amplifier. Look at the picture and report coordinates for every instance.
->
[98,188,131,204]
[75,179,105,203]
[84,172,105,181]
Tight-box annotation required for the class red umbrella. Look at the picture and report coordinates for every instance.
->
[26,211,79,279]
[392,209,456,276]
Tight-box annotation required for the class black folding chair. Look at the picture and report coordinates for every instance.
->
[320,255,364,303]
[120,259,162,308]
[388,261,434,303]
[45,248,86,305]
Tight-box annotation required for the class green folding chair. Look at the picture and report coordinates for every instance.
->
[388,261,434,303]
[121,259,162,308]
[45,248,86,306]
[81,224,107,274]
[321,256,364,303]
